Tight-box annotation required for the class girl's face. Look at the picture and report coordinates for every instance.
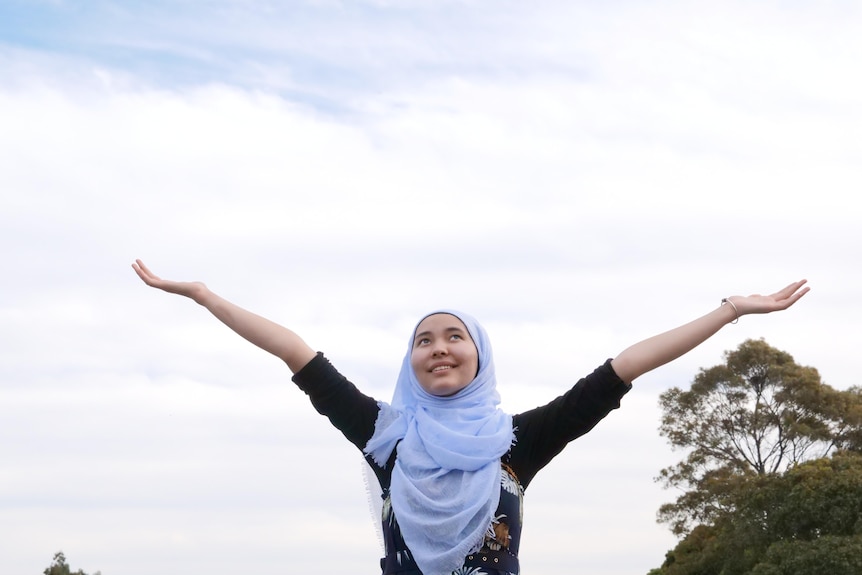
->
[410,313,479,397]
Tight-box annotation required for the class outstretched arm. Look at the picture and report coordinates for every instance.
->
[610,280,809,384]
[132,259,316,373]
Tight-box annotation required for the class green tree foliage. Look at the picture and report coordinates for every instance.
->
[656,339,861,535]
[653,450,862,575]
[750,535,862,575]
[836,384,862,452]
[43,551,101,575]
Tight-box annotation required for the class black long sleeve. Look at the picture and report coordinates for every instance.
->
[507,359,631,489]
[291,352,381,450]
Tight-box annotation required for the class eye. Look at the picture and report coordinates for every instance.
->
[450,334,463,341]
[417,337,430,346]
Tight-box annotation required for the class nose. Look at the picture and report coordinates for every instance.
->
[431,340,448,356]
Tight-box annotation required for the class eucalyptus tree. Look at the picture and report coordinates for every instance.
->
[656,338,860,534]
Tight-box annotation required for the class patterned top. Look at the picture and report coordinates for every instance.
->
[293,354,630,574]
[377,461,523,575]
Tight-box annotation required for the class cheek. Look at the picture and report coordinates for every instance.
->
[466,347,479,374]
[409,350,423,373]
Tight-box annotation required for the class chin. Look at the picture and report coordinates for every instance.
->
[433,384,468,397]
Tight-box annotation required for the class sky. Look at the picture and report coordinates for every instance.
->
[1,1,860,574]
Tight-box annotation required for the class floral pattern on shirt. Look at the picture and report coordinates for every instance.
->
[381,465,522,574]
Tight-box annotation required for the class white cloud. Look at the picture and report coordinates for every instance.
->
[1,2,861,574]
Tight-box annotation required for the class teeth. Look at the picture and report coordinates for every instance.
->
[433,366,451,372]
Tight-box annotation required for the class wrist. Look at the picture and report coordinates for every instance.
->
[192,283,214,306]
[721,297,740,324]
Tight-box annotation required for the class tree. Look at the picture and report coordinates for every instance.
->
[750,535,862,575]
[43,551,100,575]
[653,450,862,575]
[656,339,859,535]
[835,384,862,453]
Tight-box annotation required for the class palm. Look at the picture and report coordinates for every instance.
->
[737,280,809,315]
[132,259,206,300]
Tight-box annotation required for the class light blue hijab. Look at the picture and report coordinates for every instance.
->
[364,310,514,575]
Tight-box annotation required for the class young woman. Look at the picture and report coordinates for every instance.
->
[132,259,808,575]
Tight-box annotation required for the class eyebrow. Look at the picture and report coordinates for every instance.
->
[413,326,467,342]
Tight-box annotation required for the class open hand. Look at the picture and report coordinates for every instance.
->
[732,279,810,316]
[132,259,208,303]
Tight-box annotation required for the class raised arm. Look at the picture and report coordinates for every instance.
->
[132,259,316,373]
[610,279,809,384]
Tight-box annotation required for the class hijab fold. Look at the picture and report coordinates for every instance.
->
[364,310,514,575]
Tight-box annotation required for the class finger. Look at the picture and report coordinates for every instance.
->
[132,259,161,286]
[135,259,156,278]
[132,262,148,282]
[787,285,811,305]
[772,279,808,301]
[776,284,810,309]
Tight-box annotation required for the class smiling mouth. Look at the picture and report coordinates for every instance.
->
[432,365,454,373]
